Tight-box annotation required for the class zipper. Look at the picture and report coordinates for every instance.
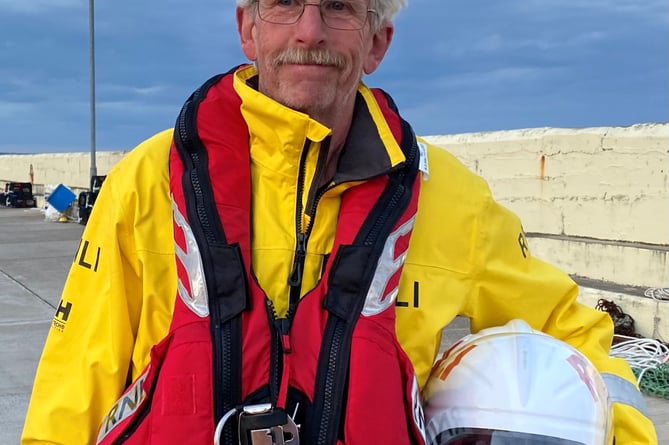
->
[316,321,346,445]
[275,137,333,410]
[287,138,331,305]
[287,140,311,305]
[267,299,282,404]
[174,78,236,444]
[287,231,307,291]
[363,181,406,245]
[362,138,417,246]
[314,139,419,445]
[267,299,296,407]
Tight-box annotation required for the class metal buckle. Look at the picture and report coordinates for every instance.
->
[213,403,300,445]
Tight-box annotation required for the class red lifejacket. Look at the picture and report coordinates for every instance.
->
[95,69,425,445]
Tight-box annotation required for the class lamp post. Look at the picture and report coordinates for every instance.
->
[88,0,97,188]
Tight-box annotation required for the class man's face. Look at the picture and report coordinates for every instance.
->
[237,1,393,123]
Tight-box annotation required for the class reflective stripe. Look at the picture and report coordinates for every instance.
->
[601,372,650,418]
[363,215,416,317]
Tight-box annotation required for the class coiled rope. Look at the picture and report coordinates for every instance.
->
[596,298,669,399]
[610,335,669,399]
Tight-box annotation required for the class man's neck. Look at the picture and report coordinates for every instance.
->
[310,94,357,183]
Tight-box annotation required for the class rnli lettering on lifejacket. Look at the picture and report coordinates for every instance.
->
[96,369,149,444]
[396,281,420,308]
[172,198,209,317]
[363,215,416,316]
[411,375,427,440]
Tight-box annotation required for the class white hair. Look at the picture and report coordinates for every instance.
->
[235,0,407,30]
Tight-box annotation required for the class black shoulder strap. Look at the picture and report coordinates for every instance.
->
[172,68,248,444]
[304,115,420,445]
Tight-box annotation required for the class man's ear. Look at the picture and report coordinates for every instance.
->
[237,6,257,61]
[363,23,394,74]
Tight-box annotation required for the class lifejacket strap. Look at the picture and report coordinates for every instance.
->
[210,244,251,322]
[324,246,374,321]
[173,72,248,443]
[307,131,420,445]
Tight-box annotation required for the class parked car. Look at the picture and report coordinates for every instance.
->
[1,182,36,208]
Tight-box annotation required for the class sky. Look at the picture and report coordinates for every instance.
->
[0,0,667,154]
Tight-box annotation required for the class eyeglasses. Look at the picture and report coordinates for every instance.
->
[257,0,377,31]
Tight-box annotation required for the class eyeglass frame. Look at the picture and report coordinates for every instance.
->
[255,0,379,31]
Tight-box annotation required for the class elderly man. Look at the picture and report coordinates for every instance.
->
[22,1,656,444]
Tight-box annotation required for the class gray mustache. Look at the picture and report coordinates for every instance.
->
[270,48,345,68]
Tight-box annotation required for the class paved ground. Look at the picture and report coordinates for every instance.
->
[0,207,666,444]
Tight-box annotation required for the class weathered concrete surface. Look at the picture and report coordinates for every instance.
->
[528,235,668,290]
[0,150,127,190]
[1,123,667,242]
[0,207,667,444]
[528,233,669,342]
[578,286,669,343]
[425,123,669,245]
[0,208,82,444]
[425,124,669,343]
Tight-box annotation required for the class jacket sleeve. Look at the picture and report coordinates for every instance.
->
[21,130,173,445]
[463,191,658,444]
[20,171,142,444]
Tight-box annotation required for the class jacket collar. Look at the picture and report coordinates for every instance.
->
[233,65,406,184]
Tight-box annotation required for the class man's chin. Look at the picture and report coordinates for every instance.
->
[286,102,325,119]
[277,90,330,117]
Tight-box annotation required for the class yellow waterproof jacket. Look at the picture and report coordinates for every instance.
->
[22,66,656,444]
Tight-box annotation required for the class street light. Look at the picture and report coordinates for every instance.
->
[89,0,97,187]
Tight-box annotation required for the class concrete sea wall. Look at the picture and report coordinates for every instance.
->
[424,123,668,340]
[1,123,667,339]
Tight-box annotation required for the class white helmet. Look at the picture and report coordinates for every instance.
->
[423,319,613,445]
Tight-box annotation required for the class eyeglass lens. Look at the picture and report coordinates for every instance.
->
[258,0,371,30]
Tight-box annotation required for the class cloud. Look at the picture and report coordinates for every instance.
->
[97,99,174,115]
[0,73,38,91]
[98,83,167,97]
[444,66,561,89]
[532,0,665,14]
[521,0,666,24]
[380,66,559,95]
[438,31,608,58]
[0,101,36,119]
[1,0,665,153]
[0,0,83,14]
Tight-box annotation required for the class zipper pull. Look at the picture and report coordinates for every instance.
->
[275,318,292,353]
[288,232,307,289]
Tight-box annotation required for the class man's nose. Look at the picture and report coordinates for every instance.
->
[302,2,324,22]
[294,3,328,42]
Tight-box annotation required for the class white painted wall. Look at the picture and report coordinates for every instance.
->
[0,151,127,190]
[424,123,668,340]
[1,123,667,338]
[424,123,668,245]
